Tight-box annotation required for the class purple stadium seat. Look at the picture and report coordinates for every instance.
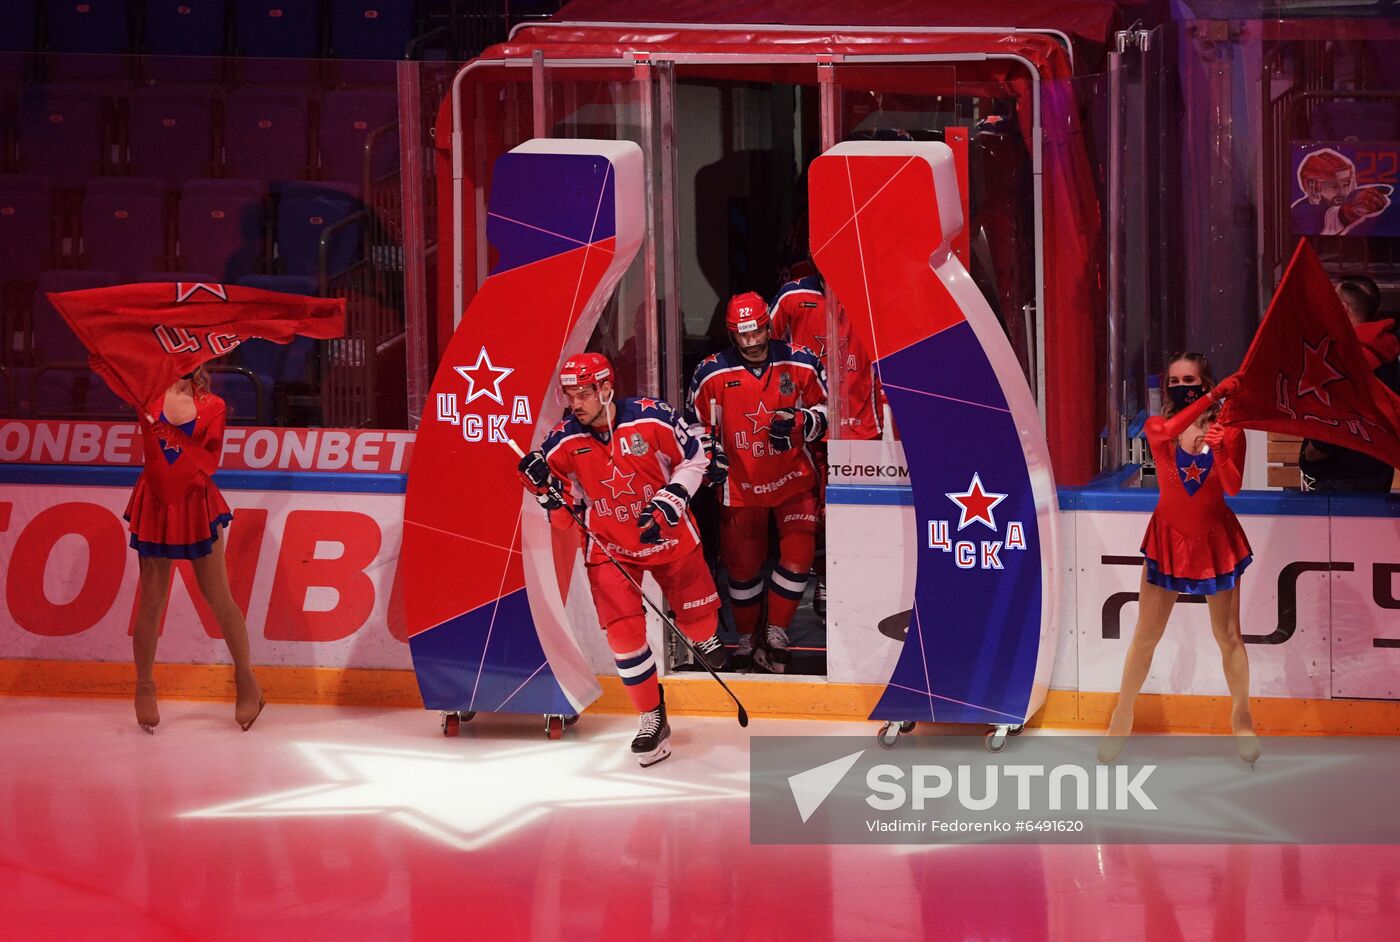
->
[129,86,216,185]
[85,175,166,201]
[319,88,398,189]
[46,0,132,79]
[234,0,318,83]
[17,86,105,186]
[178,178,265,279]
[0,190,52,283]
[331,1,416,60]
[276,192,362,280]
[30,269,130,417]
[82,178,168,277]
[223,86,309,186]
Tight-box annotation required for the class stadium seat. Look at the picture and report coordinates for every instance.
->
[223,86,309,186]
[143,0,229,81]
[178,178,265,280]
[16,85,105,186]
[236,273,318,424]
[318,87,398,189]
[276,191,362,280]
[82,177,169,277]
[128,86,217,185]
[330,1,416,60]
[0,2,36,79]
[234,0,319,83]
[0,184,53,284]
[45,0,132,79]
[31,270,132,417]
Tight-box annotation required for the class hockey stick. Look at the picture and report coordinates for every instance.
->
[508,439,750,727]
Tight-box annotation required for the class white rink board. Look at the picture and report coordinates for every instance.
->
[1330,513,1400,699]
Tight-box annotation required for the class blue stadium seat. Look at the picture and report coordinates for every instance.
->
[143,0,229,82]
[46,0,131,79]
[330,0,416,60]
[234,0,319,83]
[276,191,362,280]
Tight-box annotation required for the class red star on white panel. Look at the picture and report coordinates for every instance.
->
[454,347,514,406]
[945,472,1008,531]
[600,466,636,499]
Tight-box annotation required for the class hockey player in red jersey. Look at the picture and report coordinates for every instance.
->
[687,292,829,673]
[517,353,726,767]
[770,262,883,441]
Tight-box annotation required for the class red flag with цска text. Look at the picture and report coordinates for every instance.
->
[1222,240,1400,469]
[47,281,346,415]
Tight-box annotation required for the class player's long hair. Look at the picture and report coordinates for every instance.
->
[1161,351,1218,424]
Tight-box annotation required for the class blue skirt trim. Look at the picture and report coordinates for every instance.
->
[1142,553,1252,596]
[127,513,233,560]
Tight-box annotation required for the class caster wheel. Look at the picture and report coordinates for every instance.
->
[545,715,564,740]
[441,712,460,737]
[461,711,476,723]
[877,722,901,750]
[985,729,1008,754]
[562,714,580,728]
[1007,723,1024,737]
[899,721,917,734]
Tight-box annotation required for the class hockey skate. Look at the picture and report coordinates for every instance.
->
[754,625,790,674]
[693,633,728,671]
[631,686,672,767]
[728,633,755,672]
[812,580,827,620]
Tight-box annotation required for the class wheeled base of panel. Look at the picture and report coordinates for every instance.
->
[440,711,580,739]
[875,720,1025,750]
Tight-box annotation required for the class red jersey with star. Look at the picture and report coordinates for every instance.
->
[771,274,884,440]
[687,340,828,508]
[541,396,707,566]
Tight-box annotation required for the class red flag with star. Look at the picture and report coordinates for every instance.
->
[47,281,346,413]
[1223,240,1400,469]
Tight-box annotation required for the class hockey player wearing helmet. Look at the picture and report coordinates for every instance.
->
[687,293,829,673]
[516,352,726,767]
[1292,147,1393,236]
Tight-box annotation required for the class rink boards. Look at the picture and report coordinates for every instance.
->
[1,463,1397,703]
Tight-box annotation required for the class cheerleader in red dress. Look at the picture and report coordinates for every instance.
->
[1100,354,1259,766]
[128,368,264,734]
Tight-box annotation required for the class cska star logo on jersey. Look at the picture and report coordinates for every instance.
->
[746,400,776,433]
[601,465,637,499]
[926,472,1026,571]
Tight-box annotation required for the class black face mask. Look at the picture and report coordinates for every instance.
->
[1167,384,1204,410]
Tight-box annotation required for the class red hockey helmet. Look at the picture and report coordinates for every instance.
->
[725,292,770,335]
[559,352,612,389]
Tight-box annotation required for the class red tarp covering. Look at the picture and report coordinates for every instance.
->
[437,24,1107,484]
